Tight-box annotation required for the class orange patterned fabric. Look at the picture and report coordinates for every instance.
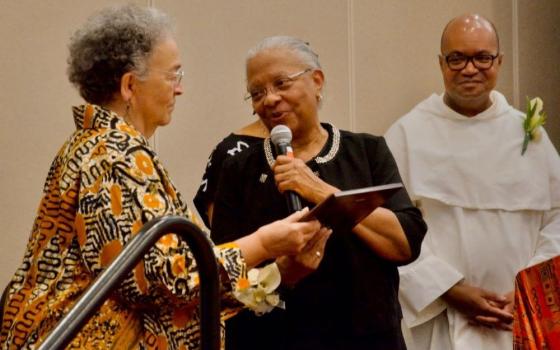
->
[0,104,246,349]
[513,256,560,349]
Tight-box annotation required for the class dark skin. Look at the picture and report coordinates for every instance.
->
[247,47,413,285]
[442,282,513,330]
[439,14,513,331]
[439,14,503,117]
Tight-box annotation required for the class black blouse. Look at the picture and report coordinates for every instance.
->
[194,133,264,227]
[212,123,426,350]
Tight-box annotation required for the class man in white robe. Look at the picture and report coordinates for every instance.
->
[385,14,560,350]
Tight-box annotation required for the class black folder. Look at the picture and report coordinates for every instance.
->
[300,183,403,229]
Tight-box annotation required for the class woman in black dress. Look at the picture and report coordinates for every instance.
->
[211,36,427,350]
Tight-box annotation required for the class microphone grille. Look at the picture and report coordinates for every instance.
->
[270,125,292,146]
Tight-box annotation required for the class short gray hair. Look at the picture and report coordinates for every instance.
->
[246,36,321,71]
[67,4,173,105]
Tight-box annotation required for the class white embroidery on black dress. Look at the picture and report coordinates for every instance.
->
[227,141,251,156]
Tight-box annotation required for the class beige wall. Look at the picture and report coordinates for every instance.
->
[517,0,560,148]
[0,0,558,289]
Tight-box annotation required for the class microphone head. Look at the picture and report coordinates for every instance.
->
[270,124,292,146]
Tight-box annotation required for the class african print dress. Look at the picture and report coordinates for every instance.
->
[0,104,246,349]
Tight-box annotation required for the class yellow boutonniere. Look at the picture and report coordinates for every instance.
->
[521,97,547,155]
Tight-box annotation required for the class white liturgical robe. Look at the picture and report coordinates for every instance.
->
[385,91,560,350]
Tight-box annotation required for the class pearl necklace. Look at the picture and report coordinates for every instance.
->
[263,123,340,168]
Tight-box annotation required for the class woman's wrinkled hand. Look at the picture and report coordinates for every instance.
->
[255,208,322,258]
[276,226,332,286]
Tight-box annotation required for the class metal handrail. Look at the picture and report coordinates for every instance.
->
[38,216,220,350]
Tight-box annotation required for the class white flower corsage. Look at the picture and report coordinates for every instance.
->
[521,97,547,155]
[234,262,284,315]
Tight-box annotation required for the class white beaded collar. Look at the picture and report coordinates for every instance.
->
[263,123,340,168]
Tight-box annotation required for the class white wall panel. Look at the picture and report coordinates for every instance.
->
[352,0,513,135]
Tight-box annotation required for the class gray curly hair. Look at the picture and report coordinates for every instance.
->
[67,4,173,105]
[246,36,321,72]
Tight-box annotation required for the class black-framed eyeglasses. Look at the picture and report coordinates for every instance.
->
[443,53,499,71]
[245,68,313,103]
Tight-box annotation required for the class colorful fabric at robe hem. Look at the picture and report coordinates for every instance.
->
[514,256,560,349]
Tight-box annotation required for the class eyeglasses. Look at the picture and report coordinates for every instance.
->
[151,68,184,86]
[443,53,499,71]
[245,68,312,103]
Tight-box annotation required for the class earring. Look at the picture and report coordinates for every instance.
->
[317,93,323,102]
[123,100,132,123]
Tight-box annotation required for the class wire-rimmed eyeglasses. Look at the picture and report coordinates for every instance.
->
[245,68,312,103]
[443,53,499,71]
[151,68,184,86]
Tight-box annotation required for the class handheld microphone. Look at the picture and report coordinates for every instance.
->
[270,125,303,213]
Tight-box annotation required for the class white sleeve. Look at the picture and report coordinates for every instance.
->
[387,121,464,326]
[398,241,463,327]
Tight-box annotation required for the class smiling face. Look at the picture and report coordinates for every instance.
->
[131,36,183,136]
[439,15,502,116]
[246,47,324,139]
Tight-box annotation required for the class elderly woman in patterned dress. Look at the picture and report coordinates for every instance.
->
[0,6,324,350]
